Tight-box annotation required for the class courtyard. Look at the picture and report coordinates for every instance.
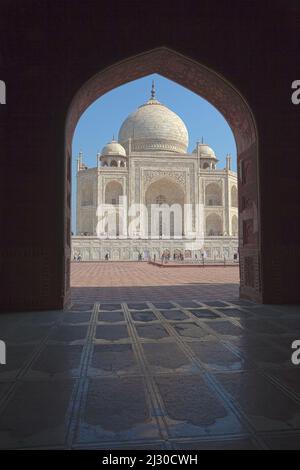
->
[71,261,240,304]
[0,262,300,449]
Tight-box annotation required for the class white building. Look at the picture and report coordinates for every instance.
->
[72,83,238,261]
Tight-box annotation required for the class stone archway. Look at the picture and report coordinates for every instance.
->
[65,47,260,304]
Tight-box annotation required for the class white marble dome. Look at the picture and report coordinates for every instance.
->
[101,140,126,157]
[118,97,189,154]
[193,143,216,158]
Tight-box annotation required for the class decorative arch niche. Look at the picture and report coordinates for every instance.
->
[231,185,238,207]
[145,177,185,238]
[206,213,223,236]
[105,180,123,205]
[232,214,238,236]
[65,47,260,303]
[205,182,222,206]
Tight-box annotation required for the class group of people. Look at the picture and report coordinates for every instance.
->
[73,250,239,263]
[153,250,208,264]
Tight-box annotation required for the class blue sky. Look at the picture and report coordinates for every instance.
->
[72,73,237,232]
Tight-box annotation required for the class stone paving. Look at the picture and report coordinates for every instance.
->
[71,261,240,302]
[0,263,300,449]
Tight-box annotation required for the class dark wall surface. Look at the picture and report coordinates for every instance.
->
[0,0,299,310]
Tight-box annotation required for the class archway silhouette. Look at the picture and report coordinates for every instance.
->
[65,47,260,305]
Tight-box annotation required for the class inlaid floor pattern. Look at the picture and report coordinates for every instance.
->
[0,299,300,449]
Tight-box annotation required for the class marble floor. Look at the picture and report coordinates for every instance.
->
[0,298,300,449]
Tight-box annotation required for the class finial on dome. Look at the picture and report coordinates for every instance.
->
[151,80,156,100]
[112,134,115,141]
[201,136,204,144]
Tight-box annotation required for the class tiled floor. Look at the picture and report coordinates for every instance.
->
[1,297,300,449]
[0,263,300,449]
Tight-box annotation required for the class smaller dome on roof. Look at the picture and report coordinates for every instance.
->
[192,143,216,158]
[101,140,126,157]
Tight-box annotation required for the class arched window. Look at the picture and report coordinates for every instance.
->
[203,162,210,169]
[231,185,238,207]
[205,183,222,206]
[110,160,117,167]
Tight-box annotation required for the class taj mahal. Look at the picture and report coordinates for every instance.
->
[72,83,239,261]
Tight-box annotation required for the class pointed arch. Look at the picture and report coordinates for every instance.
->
[65,47,260,303]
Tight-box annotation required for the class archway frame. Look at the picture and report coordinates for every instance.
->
[65,47,261,305]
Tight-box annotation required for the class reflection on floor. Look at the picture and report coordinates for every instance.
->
[0,299,300,449]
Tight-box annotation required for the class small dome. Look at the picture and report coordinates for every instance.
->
[118,83,188,154]
[101,140,126,157]
[193,143,216,158]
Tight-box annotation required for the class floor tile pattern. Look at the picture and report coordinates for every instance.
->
[1,299,300,449]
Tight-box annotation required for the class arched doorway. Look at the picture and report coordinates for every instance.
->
[65,47,259,305]
[144,177,185,238]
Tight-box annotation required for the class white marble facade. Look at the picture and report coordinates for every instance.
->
[73,84,238,261]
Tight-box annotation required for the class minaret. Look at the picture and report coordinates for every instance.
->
[97,151,101,169]
[226,154,232,171]
[77,150,83,171]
